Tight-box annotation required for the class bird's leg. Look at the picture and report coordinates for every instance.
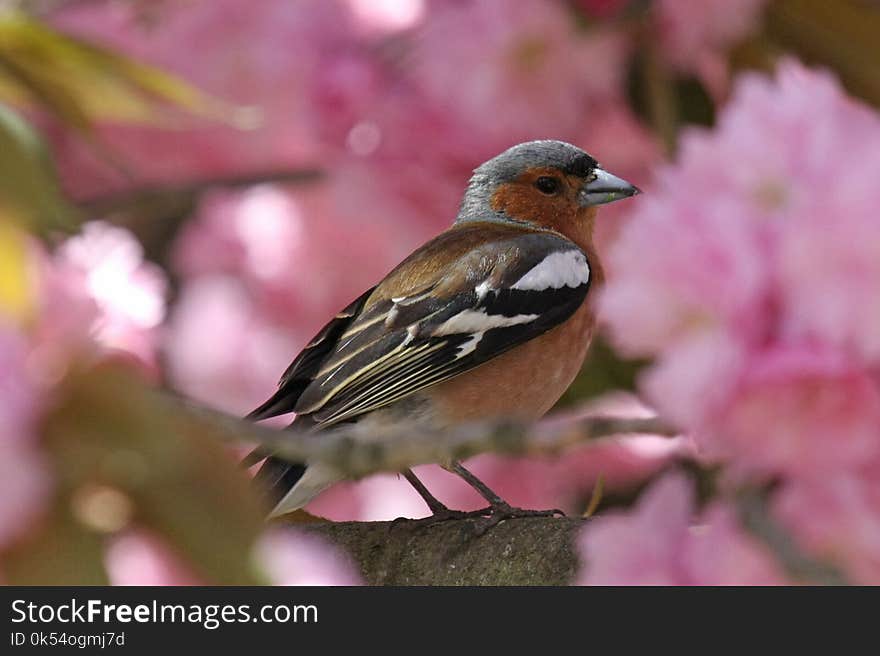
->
[403,469,453,516]
[396,469,491,526]
[447,461,565,535]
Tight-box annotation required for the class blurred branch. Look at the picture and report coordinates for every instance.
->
[75,168,324,271]
[641,42,678,157]
[77,168,325,219]
[185,395,676,479]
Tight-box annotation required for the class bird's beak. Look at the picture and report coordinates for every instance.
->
[579,168,640,207]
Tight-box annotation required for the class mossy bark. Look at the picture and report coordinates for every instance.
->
[300,517,586,586]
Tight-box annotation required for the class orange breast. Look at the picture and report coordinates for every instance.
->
[427,301,596,423]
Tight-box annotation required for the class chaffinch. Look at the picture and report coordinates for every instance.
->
[247,140,639,525]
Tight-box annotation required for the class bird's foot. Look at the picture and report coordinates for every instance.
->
[471,503,565,536]
[390,505,492,530]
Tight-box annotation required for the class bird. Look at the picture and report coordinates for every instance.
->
[246,140,639,528]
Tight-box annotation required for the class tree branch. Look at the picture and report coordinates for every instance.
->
[297,516,587,585]
[181,395,677,479]
[76,168,324,218]
[177,394,844,586]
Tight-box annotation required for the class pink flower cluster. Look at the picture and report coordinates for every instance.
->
[594,61,880,583]
[47,0,656,224]
[0,323,50,556]
[105,528,360,586]
[576,0,768,75]
[579,473,786,585]
[43,222,168,371]
[0,222,167,571]
[3,224,360,585]
[165,184,401,415]
[654,0,768,71]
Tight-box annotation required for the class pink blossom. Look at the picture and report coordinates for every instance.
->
[601,60,880,433]
[708,346,880,478]
[105,529,204,585]
[254,529,361,585]
[578,473,787,585]
[164,275,300,415]
[573,0,629,19]
[411,0,628,150]
[47,0,660,261]
[701,62,880,362]
[0,323,38,445]
[596,59,880,585]
[47,0,388,198]
[639,330,748,430]
[43,222,167,369]
[343,0,426,37]
[172,185,397,333]
[655,0,768,71]
[335,11,651,242]
[1,224,165,556]
[774,465,880,584]
[683,502,788,586]
[327,100,490,241]
[166,183,402,414]
[578,473,693,585]
[0,323,50,550]
[600,194,768,358]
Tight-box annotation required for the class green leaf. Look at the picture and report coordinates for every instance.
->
[3,508,109,585]
[0,102,74,233]
[0,11,254,132]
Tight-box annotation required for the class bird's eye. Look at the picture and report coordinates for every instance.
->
[534,176,561,195]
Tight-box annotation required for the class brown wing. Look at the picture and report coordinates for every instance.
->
[291,223,593,426]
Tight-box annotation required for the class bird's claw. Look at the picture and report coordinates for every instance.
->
[389,506,493,531]
[389,501,565,535]
[472,503,565,536]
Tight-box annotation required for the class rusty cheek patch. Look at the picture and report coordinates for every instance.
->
[490,168,584,230]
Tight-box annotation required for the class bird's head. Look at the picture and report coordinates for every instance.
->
[457,140,639,241]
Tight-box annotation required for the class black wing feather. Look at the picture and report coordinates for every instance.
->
[246,286,376,421]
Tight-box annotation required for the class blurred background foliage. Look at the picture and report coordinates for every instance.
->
[1,0,879,584]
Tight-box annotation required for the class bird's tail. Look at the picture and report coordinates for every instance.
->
[243,410,312,516]
[251,452,308,510]
[245,410,340,516]
[252,456,340,518]
[246,448,340,518]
